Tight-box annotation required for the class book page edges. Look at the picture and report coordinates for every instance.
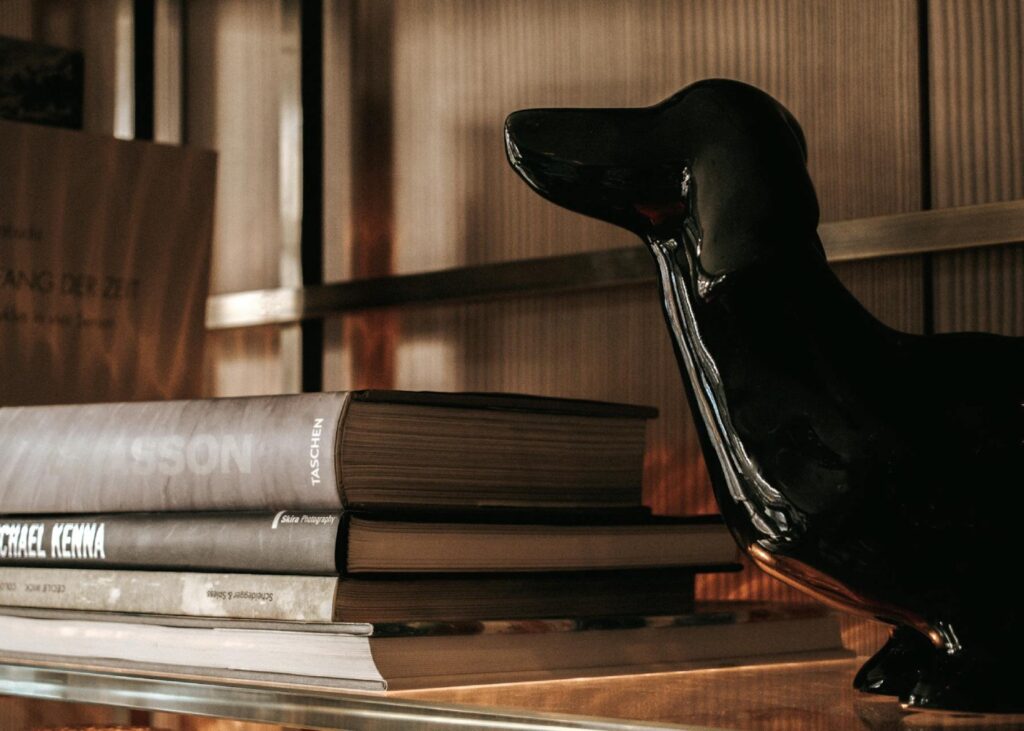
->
[335,391,352,507]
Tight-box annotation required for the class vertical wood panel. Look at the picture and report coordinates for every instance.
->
[929,0,1024,336]
[187,0,295,396]
[344,0,398,388]
[186,0,287,295]
[154,0,183,144]
[832,256,924,333]
[386,0,921,273]
[0,697,129,729]
[204,326,284,398]
[32,0,134,138]
[323,0,353,283]
[0,2,33,37]
[322,0,355,386]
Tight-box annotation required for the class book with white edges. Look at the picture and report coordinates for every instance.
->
[0,391,654,512]
[0,603,851,690]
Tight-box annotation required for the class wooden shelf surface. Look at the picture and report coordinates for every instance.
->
[401,658,1024,730]
[3,657,1023,730]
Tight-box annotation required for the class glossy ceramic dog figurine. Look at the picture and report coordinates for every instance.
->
[505,79,1024,713]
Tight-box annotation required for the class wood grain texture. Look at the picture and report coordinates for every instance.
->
[186,0,295,396]
[346,0,397,388]
[832,257,924,333]
[322,1,354,385]
[0,697,129,730]
[154,0,183,145]
[323,1,919,657]
[397,658,1021,730]
[185,0,288,295]
[149,714,286,731]
[323,0,353,284]
[0,1,33,37]
[928,0,1024,336]
[386,0,921,274]
[30,0,134,138]
[203,327,285,398]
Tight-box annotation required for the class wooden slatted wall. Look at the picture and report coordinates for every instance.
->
[929,0,1023,335]
[2,4,1023,724]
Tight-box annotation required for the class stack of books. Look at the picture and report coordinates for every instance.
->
[0,391,846,689]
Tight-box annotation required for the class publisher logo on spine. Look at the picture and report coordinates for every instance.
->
[310,417,324,486]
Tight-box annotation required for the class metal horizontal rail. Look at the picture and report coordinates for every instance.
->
[207,199,1024,330]
[0,662,691,731]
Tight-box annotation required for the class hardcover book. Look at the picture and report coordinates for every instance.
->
[0,391,653,512]
[0,604,850,690]
[0,120,215,406]
[0,566,697,623]
[0,511,739,574]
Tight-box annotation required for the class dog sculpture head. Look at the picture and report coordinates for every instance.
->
[505,79,821,277]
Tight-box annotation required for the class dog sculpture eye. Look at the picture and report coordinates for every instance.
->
[632,168,693,229]
[633,200,687,226]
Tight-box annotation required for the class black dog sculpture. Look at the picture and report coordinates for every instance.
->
[505,79,1024,712]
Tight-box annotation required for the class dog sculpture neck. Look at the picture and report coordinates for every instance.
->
[506,78,1024,713]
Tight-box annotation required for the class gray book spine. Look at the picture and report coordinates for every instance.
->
[0,392,348,513]
[0,567,340,622]
[0,511,342,574]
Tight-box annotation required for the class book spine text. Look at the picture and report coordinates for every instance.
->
[0,511,342,574]
[0,393,347,513]
[0,567,339,622]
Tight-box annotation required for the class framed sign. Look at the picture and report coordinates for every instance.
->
[0,121,215,405]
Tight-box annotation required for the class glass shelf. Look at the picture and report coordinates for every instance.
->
[0,660,692,731]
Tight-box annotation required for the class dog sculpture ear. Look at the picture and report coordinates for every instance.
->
[653,83,821,276]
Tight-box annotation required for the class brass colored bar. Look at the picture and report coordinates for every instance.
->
[206,200,1024,330]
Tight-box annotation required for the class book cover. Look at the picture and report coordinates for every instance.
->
[0,391,649,513]
[0,603,850,690]
[0,511,737,574]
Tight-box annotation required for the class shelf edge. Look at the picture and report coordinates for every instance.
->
[206,199,1024,330]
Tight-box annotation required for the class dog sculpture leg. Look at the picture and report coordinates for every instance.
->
[854,625,936,697]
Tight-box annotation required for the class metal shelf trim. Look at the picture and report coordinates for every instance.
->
[0,661,705,731]
[206,199,1024,330]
